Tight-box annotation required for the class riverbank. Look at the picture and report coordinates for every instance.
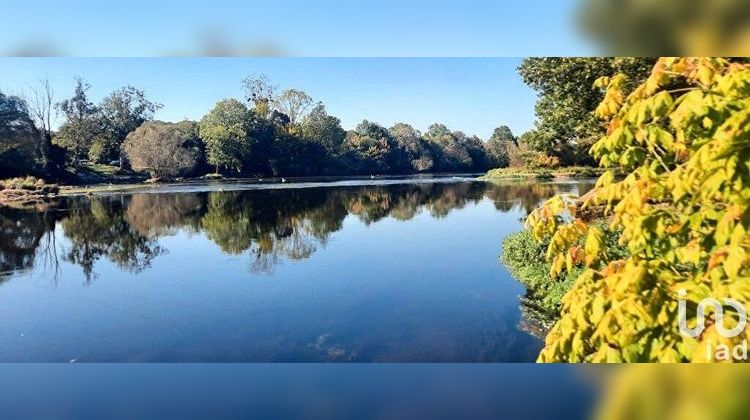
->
[51,173,486,196]
[1,168,488,200]
[501,219,627,334]
[481,166,603,180]
[0,177,60,209]
[500,230,579,328]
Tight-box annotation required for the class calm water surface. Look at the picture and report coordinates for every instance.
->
[0,177,593,362]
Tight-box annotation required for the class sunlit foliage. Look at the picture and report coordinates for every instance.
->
[529,58,750,362]
[518,58,655,166]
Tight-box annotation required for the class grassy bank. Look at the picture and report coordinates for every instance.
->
[501,223,626,327]
[0,176,60,208]
[73,163,149,184]
[501,230,579,317]
[481,166,603,180]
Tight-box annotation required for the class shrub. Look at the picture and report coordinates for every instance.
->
[501,230,579,314]
[0,176,58,193]
[523,151,560,169]
[0,177,59,207]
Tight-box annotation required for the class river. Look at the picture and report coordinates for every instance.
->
[0,176,594,362]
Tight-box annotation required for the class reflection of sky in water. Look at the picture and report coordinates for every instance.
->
[0,179,594,362]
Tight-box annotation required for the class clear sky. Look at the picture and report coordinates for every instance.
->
[2,0,592,56]
[0,58,538,139]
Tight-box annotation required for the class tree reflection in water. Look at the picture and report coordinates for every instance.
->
[61,198,165,283]
[0,179,594,280]
[0,207,60,283]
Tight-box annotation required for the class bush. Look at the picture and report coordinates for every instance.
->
[0,176,58,193]
[0,176,59,207]
[502,223,626,314]
[523,151,560,169]
[501,230,579,314]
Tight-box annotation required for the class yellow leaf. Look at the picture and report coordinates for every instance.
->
[584,226,604,266]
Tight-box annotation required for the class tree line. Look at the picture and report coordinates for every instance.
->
[2,59,667,182]
[1,74,522,180]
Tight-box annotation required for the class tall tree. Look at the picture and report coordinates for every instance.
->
[424,124,472,172]
[198,99,252,173]
[461,134,489,171]
[272,89,313,126]
[389,122,426,172]
[95,86,161,165]
[300,103,346,155]
[242,73,276,117]
[25,77,57,166]
[517,57,655,165]
[343,120,398,173]
[486,125,516,168]
[54,77,100,162]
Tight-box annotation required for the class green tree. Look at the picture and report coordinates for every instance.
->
[198,99,252,173]
[389,122,432,172]
[95,86,161,165]
[269,132,328,176]
[461,134,489,171]
[54,77,100,162]
[518,58,655,165]
[343,120,398,173]
[486,125,516,168]
[272,88,313,126]
[300,103,346,155]
[424,124,472,172]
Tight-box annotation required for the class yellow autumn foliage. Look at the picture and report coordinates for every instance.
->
[528,57,750,362]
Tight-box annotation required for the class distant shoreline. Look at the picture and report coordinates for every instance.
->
[57,173,487,196]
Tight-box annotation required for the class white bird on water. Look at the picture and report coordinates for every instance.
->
[281,178,287,183]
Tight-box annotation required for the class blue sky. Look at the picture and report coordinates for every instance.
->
[0,58,538,139]
[3,0,592,56]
